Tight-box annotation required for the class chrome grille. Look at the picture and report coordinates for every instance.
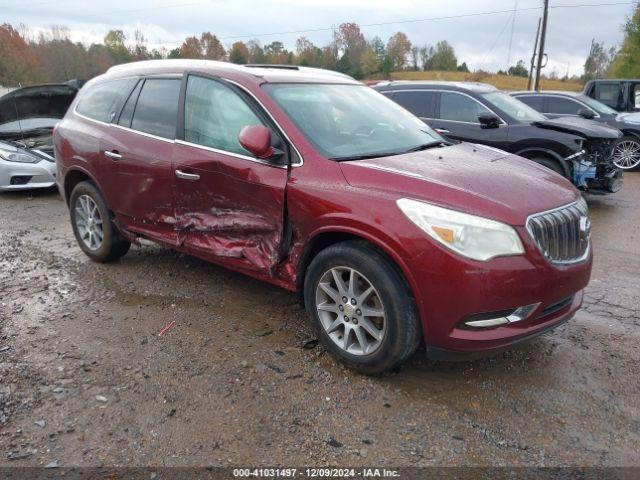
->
[526,198,590,264]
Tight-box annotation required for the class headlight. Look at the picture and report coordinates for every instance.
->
[0,145,40,163]
[396,198,524,261]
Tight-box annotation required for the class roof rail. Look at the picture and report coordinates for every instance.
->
[246,64,299,70]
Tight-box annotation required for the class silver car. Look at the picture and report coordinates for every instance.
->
[0,84,77,191]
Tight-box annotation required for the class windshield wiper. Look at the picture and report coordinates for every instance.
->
[404,140,449,153]
[329,152,400,162]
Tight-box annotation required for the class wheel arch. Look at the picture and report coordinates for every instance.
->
[63,167,102,206]
[619,129,640,141]
[515,147,570,178]
[295,226,419,307]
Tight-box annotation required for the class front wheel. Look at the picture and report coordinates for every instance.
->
[303,241,421,374]
[69,181,130,262]
[612,136,640,171]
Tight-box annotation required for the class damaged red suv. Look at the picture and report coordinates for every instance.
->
[54,60,592,373]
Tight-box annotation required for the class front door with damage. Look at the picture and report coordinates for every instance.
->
[173,75,288,274]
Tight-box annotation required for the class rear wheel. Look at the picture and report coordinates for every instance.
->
[69,181,130,262]
[612,136,640,171]
[304,241,421,374]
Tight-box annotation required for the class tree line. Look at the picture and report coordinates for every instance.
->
[2,4,638,88]
[0,21,503,87]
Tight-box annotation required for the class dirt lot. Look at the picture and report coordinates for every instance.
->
[0,173,639,470]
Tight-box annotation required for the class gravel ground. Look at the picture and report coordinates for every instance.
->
[0,174,639,470]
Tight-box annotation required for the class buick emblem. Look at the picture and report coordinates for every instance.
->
[579,216,591,240]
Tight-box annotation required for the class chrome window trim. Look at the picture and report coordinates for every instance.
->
[388,89,507,125]
[174,139,288,169]
[111,123,176,143]
[525,199,591,265]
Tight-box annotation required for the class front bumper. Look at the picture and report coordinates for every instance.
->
[0,159,57,191]
[406,226,592,354]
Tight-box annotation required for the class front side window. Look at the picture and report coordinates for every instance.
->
[579,95,617,114]
[263,84,441,160]
[130,78,181,139]
[439,92,492,123]
[76,77,138,123]
[480,91,546,123]
[184,76,266,156]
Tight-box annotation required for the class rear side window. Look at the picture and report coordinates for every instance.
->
[184,75,266,156]
[75,77,138,123]
[546,96,582,115]
[117,80,143,128]
[516,95,544,112]
[439,92,491,123]
[130,78,181,139]
[393,91,435,118]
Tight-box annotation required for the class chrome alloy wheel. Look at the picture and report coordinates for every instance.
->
[613,139,640,170]
[74,194,103,251]
[315,266,386,356]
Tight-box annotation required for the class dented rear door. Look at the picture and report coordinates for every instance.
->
[172,75,288,273]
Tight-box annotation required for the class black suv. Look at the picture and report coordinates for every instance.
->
[374,81,622,194]
[512,90,640,171]
[584,79,640,113]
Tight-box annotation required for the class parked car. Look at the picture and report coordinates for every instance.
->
[54,60,593,373]
[373,81,622,194]
[0,83,77,191]
[511,90,640,171]
[584,79,640,113]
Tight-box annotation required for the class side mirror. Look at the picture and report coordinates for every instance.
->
[238,125,275,159]
[578,109,595,119]
[478,114,500,129]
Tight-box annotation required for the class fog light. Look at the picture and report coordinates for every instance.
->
[464,303,540,328]
[10,176,31,185]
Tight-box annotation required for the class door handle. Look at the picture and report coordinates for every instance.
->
[175,169,200,181]
[104,150,122,160]
[435,128,450,135]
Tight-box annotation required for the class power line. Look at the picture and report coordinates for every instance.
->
[154,0,635,43]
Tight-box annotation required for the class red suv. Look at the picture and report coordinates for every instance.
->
[54,60,592,373]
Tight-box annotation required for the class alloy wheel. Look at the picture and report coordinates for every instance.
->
[315,266,386,356]
[74,194,103,251]
[613,139,640,170]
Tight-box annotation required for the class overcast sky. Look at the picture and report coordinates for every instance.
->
[2,0,636,76]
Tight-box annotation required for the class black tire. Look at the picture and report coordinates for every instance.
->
[69,181,130,262]
[303,240,421,374]
[531,156,566,177]
[612,135,640,171]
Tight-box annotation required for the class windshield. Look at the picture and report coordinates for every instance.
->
[263,84,443,160]
[481,91,547,123]
[0,117,58,134]
[579,95,617,115]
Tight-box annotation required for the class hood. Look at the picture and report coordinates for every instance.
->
[616,112,640,125]
[340,142,580,226]
[0,84,77,134]
[532,116,621,140]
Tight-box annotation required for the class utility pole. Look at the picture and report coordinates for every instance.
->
[534,0,549,91]
[527,17,542,90]
[507,0,519,68]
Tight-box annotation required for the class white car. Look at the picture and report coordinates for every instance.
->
[0,84,77,191]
